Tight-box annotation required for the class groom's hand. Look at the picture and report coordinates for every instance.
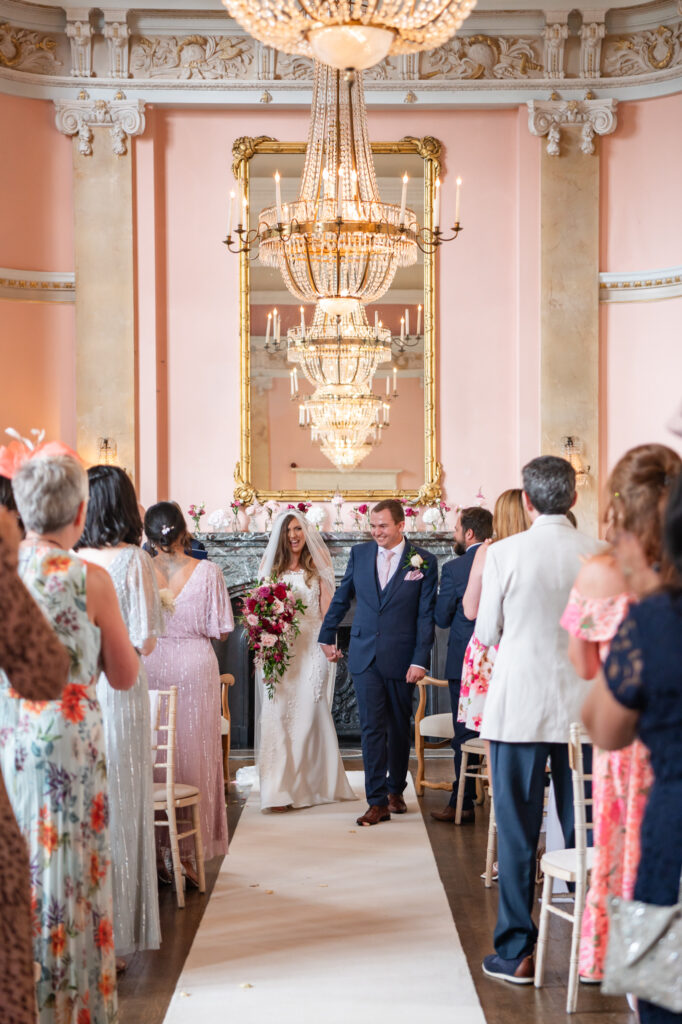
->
[406,665,426,683]
[320,643,343,663]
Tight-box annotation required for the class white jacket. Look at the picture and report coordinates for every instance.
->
[477,514,601,744]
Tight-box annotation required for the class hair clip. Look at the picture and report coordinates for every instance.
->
[161,524,172,536]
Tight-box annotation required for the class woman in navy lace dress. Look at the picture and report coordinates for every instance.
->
[583,471,682,1024]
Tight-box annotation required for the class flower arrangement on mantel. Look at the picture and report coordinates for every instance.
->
[188,501,205,531]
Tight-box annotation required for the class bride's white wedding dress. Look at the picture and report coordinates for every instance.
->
[258,570,356,811]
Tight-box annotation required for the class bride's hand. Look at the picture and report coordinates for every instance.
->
[320,643,343,663]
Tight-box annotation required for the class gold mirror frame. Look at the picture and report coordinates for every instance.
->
[232,135,442,506]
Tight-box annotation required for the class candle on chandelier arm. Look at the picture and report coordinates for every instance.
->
[274,171,283,223]
[455,176,462,224]
[300,306,305,333]
[350,168,358,199]
[400,316,405,342]
[393,366,398,393]
[405,308,410,336]
[384,402,390,424]
[274,308,280,347]
[289,370,294,397]
[385,374,390,396]
[434,177,441,231]
[299,405,304,426]
[227,190,235,237]
[399,172,408,225]
[293,367,298,393]
[265,312,272,347]
[417,304,422,337]
[374,310,379,329]
[237,180,244,226]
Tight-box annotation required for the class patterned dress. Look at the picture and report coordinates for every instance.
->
[97,546,163,956]
[0,544,118,1024]
[457,634,497,731]
[0,533,70,1024]
[561,585,654,981]
[143,559,233,862]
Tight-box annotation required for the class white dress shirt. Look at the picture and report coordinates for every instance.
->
[376,538,405,587]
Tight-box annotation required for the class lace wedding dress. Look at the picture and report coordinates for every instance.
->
[258,570,356,811]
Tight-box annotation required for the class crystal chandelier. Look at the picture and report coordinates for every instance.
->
[256,62,418,314]
[287,301,391,389]
[303,385,390,473]
[222,0,478,71]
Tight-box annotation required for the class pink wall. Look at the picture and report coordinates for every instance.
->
[0,299,76,444]
[0,95,75,450]
[600,95,682,274]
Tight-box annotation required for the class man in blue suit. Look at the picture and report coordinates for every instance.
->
[319,499,437,826]
[431,506,493,824]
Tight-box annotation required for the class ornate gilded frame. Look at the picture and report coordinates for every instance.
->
[232,135,441,505]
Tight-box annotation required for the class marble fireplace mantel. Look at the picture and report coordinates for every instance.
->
[199,531,455,594]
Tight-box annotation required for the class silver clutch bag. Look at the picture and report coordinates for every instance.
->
[601,886,682,1012]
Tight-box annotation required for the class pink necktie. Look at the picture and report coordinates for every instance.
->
[379,550,394,589]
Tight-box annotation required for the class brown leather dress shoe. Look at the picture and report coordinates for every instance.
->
[388,793,407,814]
[430,804,457,822]
[356,805,391,827]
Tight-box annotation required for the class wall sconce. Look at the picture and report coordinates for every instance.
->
[97,437,118,465]
[561,436,591,487]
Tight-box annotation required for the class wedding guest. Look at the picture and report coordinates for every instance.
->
[255,511,355,811]
[476,456,600,984]
[0,452,138,1024]
[582,469,682,1024]
[458,489,530,732]
[320,499,437,826]
[431,506,493,824]
[562,443,681,983]
[75,465,164,962]
[0,508,69,1024]
[143,502,233,879]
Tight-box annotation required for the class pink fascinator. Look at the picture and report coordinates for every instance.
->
[0,428,81,479]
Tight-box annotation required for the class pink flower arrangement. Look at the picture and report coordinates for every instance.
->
[351,503,371,529]
[188,502,205,530]
[239,579,306,699]
[403,506,418,519]
[287,501,311,514]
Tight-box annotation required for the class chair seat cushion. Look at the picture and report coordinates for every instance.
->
[541,846,595,882]
[419,713,455,739]
[461,737,486,753]
[153,783,200,803]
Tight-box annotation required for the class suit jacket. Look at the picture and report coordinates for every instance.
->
[318,539,437,679]
[476,514,601,743]
[434,543,481,681]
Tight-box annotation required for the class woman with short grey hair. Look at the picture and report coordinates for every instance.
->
[0,451,139,1024]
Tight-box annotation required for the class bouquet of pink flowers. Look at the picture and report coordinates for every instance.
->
[239,578,307,699]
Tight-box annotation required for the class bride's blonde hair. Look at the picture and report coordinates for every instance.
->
[271,514,317,586]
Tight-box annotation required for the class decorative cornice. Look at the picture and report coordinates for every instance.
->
[527,95,618,154]
[54,89,145,154]
[599,265,682,302]
[0,267,75,302]
[0,20,62,73]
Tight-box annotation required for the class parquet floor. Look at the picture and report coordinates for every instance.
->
[117,755,634,1024]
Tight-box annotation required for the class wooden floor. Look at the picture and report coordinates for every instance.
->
[117,755,634,1024]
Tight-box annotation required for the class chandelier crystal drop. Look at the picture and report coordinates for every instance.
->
[257,62,418,311]
[288,301,391,390]
[222,0,478,71]
[304,385,389,473]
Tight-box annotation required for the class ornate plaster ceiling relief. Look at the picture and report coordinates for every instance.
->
[1,0,682,104]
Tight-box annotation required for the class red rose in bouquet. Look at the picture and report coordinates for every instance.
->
[239,578,307,699]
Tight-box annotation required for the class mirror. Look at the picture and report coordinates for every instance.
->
[233,136,441,504]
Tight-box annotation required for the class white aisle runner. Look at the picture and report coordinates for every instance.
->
[163,772,486,1024]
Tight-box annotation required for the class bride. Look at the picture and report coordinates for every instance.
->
[255,510,356,812]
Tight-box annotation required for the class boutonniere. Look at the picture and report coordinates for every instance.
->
[402,546,429,573]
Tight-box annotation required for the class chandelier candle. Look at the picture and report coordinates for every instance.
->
[300,306,305,332]
[417,304,422,337]
[434,178,441,231]
[265,312,272,347]
[405,308,410,336]
[455,177,462,224]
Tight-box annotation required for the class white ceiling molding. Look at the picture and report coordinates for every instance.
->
[599,266,682,301]
[0,267,75,302]
[2,1,682,107]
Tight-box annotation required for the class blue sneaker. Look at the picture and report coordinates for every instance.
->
[482,953,535,985]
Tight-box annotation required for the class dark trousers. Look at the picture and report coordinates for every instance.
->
[489,741,576,960]
[447,678,479,810]
[353,661,415,806]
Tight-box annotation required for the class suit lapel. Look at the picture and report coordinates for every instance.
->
[364,542,382,606]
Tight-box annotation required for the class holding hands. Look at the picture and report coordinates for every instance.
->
[321,643,343,663]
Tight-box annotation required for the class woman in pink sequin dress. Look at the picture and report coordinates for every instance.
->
[561,442,680,983]
[143,503,233,873]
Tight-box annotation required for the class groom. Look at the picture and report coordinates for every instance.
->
[319,499,437,826]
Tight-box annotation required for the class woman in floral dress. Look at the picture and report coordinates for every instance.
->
[0,453,139,1024]
[561,442,680,983]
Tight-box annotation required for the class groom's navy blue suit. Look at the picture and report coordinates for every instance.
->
[318,540,437,806]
